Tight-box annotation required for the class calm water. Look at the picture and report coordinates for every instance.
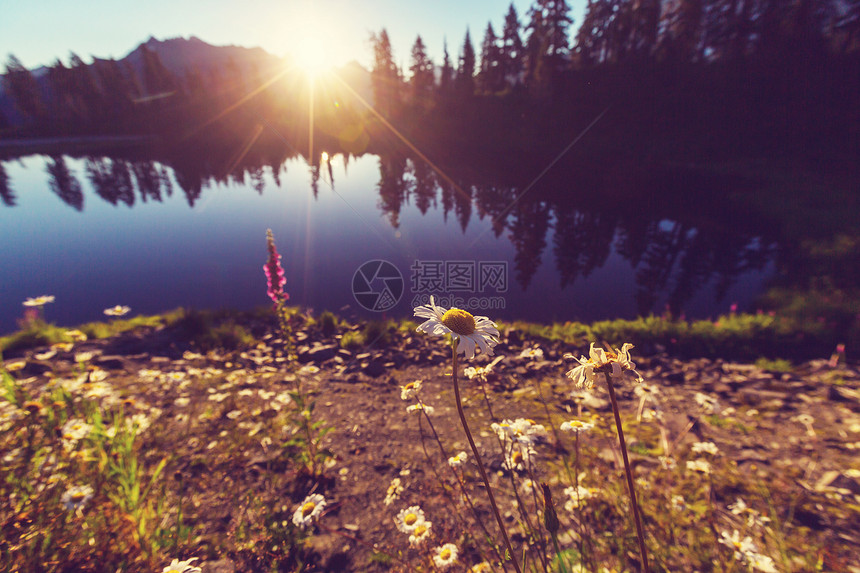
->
[0,152,775,334]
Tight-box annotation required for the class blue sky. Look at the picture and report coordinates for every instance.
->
[0,0,585,72]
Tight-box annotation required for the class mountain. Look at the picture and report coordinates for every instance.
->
[121,35,281,80]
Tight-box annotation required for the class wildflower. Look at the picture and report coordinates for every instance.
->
[634,383,661,399]
[103,305,131,317]
[503,442,535,471]
[671,495,686,512]
[34,349,57,360]
[61,418,92,444]
[686,459,711,474]
[563,485,595,511]
[463,356,503,381]
[694,392,719,413]
[448,451,467,467]
[560,419,595,433]
[729,498,771,528]
[408,520,432,546]
[264,229,289,305]
[492,418,547,445]
[65,329,87,341]
[292,493,326,529]
[413,295,499,360]
[384,477,404,506]
[718,529,757,560]
[395,505,426,534]
[52,342,74,352]
[747,552,779,572]
[23,295,55,307]
[691,441,720,456]
[469,563,492,573]
[564,342,643,389]
[400,380,423,401]
[61,484,94,511]
[519,347,544,360]
[432,543,459,570]
[161,557,202,573]
[659,456,677,470]
[406,403,434,415]
[4,360,26,372]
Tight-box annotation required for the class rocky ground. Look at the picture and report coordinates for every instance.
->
[3,317,860,572]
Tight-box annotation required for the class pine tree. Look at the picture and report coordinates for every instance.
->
[439,39,454,97]
[501,3,525,86]
[370,28,402,117]
[4,54,45,122]
[457,28,476,97]
[478,22,504,93]
[409,35,435,110]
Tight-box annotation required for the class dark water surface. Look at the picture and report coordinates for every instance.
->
[0,151,777,334]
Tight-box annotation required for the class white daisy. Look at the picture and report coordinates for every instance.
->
[408,520,432,546]
[519,347,544,360]
[104,305,131,317]
[560,419,595,433]
[432,543,459,569]
[564,342,643,389]
[395,505,426,534]
[292,493,326,529]
[61,484,94,511]
[448,451,467,467]
[161,557,202,573]
[718,529,757,560]
[413,296,499,360]
[23,295,55,307]
[691,441,719,455]
[686,459,712,474]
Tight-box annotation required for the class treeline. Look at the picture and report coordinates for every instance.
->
[0,40,358,152]
[1,1,858,163]
[370,0,860,163]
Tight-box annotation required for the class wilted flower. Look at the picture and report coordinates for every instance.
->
[406,403,434,415]
[264,229,289,305]
[61,484,94,511]
[395,505,426,534]
[292,493,326,529]
[384,477,404,506]
[564,342,643,389]
[161,557,202,573]
[413,295,499,360]
[23,295,55,307]
[103,305,130,317]
[432,543,459,570]
[400,380,423,401]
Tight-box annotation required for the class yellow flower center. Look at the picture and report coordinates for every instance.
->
[440,548,451,560]
[414,524,427,536]
[404,513,418,526]
[441,308,476,336]
[71,492,86,501]
[511,451,523,465]
[301,501,316,517]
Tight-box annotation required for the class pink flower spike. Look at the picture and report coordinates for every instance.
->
[264,229,289,305]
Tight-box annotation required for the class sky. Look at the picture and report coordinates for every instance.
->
[0,0,585,73]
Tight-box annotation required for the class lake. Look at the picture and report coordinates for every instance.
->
[0,149,777,334]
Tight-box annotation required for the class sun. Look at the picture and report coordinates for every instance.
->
[288,7,338,79]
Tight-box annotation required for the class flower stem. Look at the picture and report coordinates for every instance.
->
[451,344,521,573]
[603,371,650,573]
